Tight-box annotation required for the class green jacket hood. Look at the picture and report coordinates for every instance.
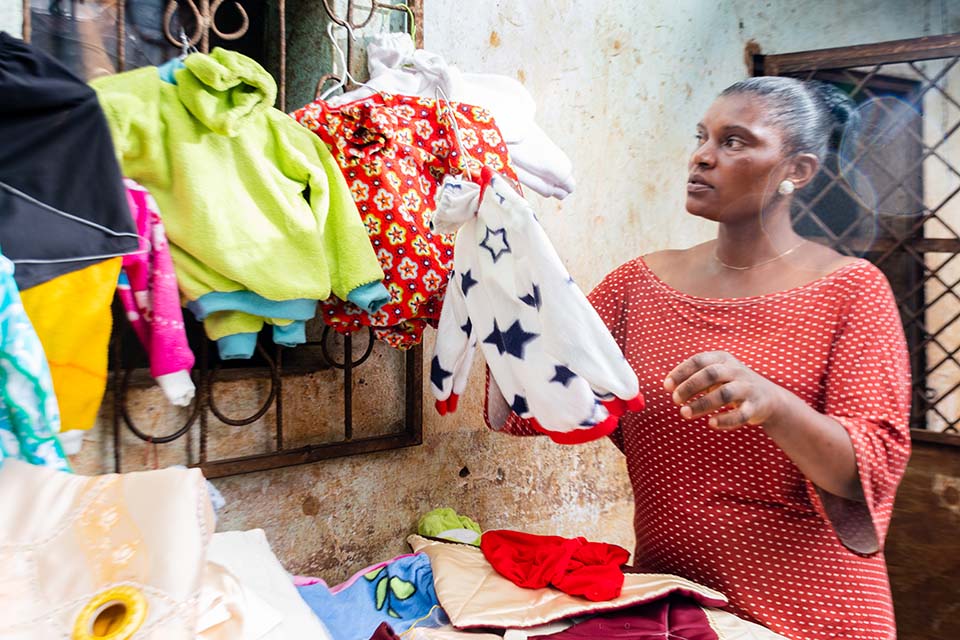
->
[176,48,277,136]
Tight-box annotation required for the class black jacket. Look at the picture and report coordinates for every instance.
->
[0,32,136,290]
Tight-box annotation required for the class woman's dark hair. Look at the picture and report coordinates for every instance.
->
[719,76,859,160]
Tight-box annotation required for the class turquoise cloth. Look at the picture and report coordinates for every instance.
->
[217,332,259,360]
[157,57,186,84]
[272,321,305,347]
[346,281,391,313]
[0,255,69,471]
[188,291,317,322]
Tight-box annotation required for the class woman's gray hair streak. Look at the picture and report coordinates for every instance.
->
[720,76,859,161]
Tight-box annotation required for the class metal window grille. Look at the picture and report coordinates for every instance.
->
[21,0,427,477]
[753,34,960,438]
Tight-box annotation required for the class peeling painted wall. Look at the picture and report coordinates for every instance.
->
[3,0,957,586]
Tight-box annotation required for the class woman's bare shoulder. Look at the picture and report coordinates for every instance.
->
[642,243,710,274]
[803,241,862,274]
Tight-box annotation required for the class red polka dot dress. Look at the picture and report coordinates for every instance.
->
[490,256,911,639]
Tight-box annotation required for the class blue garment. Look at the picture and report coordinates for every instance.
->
[209,321,306,360]
[188,286,388,359]
[217,332,258,360]
[346,281,390,314]
[188,291,318,322]
[297,553,443,640]
[0,255,69,471]
[272,320,305,347]
[157,57,186,84]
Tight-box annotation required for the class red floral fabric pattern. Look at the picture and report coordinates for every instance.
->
[292,93,518,349]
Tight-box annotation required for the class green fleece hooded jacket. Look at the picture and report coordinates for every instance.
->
[91,49,383,346]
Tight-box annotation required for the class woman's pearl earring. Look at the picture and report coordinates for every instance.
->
[778,180,796,195]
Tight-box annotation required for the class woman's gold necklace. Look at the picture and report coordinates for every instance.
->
[713,239,807,271]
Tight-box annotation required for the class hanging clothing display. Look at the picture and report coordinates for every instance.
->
[429,169,642,444]
[91,48,387,359]
[118,180,196,407]
[0,33,138,291]
[0,255,69,471]
[327,33,576,200]
[293,92,520,349]
[19,258,121,445]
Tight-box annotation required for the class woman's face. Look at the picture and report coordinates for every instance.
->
[686,93,790,222]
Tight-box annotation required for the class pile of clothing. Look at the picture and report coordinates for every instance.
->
[0,467,788,640]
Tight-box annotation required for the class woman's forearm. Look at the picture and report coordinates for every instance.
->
[762,388,864,501]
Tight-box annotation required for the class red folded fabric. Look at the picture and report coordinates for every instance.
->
[480,530,630,601]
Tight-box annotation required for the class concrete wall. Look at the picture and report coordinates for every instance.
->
[5,0,957,584]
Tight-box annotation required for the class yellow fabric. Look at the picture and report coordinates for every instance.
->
[203,310,294,342]
[0,460,214,639]
[19,258,122,432]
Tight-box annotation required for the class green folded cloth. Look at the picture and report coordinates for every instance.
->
[417,508,482,546]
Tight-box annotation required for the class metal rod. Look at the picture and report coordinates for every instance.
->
[762,33,960,75]
[111,335,122,472]
[21,0,30,42]
[344,332,353,440]
[200,346,209,463]
[279,0,286,111]
[275,345,284,450]
[117,0,126,71]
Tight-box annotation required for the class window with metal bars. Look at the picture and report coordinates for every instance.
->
[753,35,960,437]
[19,0,426,477]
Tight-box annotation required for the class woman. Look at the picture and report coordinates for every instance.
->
[492,77,911,639]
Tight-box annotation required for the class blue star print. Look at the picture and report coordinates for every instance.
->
[461,270,478,296]
[483,321,505,355]
[550,365,577,387]
[480,227,511,263]
[520,284,542,309]
[501,320,538,359]
[430,356,452,389]
[461,317,473,337]
[511,395,529,414]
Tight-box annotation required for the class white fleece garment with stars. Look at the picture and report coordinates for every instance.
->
[429,168,643,444]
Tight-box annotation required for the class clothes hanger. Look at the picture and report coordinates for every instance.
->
[0,181,150,265]
[394,3,417,41]
[434,85,476,180]
[316,2,417,102]
[318,22,350,101]
[318,21,386,102]
[177,27,198,61]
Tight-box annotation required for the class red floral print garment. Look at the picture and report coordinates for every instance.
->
[292,93,519,349]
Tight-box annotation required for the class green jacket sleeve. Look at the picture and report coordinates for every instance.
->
[278,117,384,303]
[89,68,164,179]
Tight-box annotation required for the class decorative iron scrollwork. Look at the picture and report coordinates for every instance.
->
[163,0,250,54]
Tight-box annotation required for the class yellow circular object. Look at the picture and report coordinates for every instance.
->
[72,585,148,640]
